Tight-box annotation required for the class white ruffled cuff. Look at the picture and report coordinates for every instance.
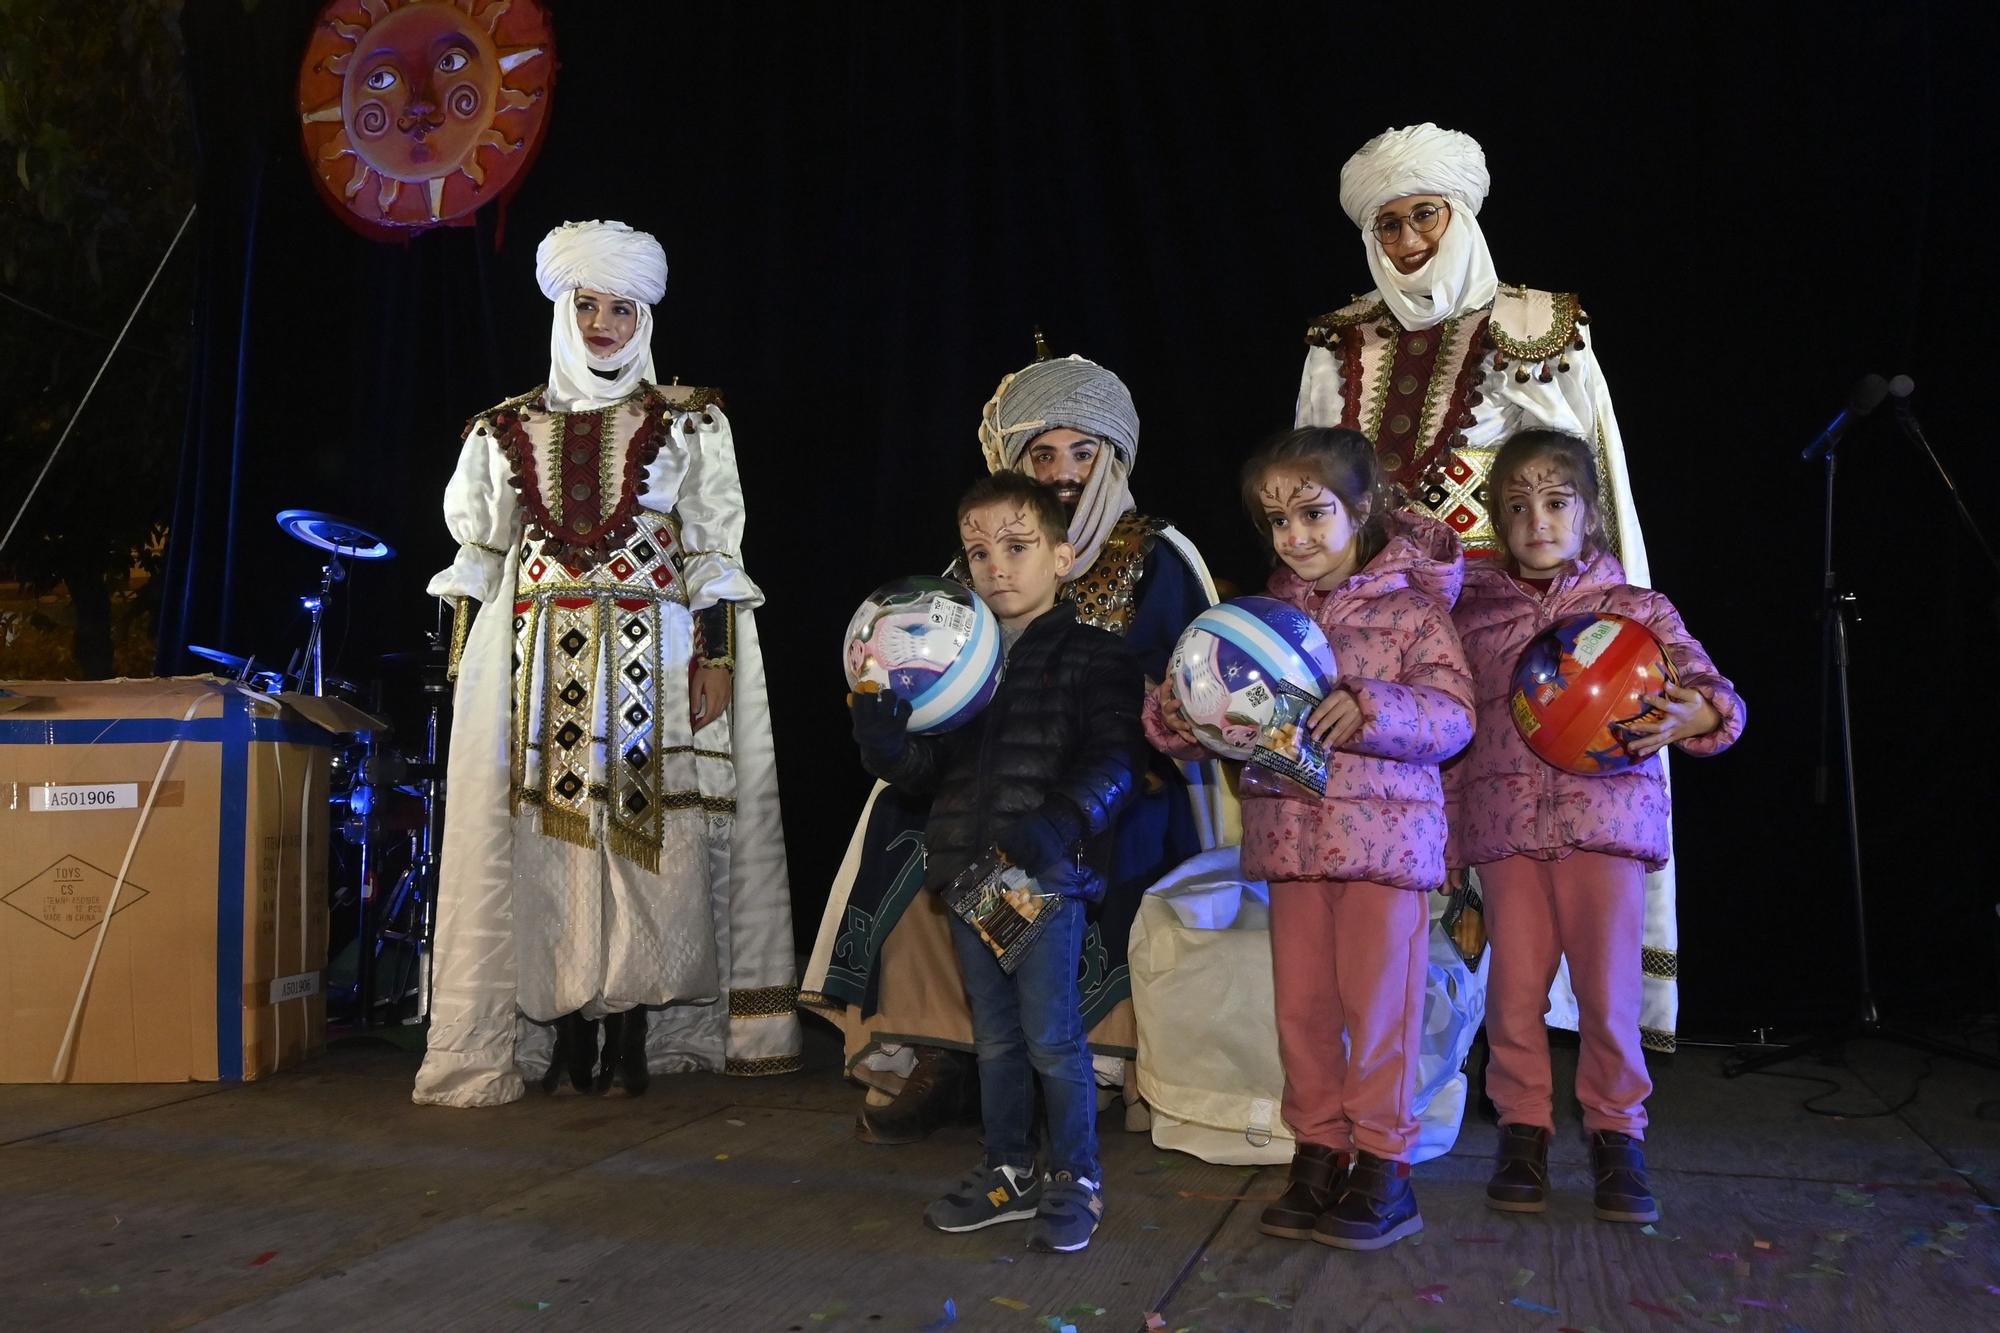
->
[682,553,764,612]
[426,542,506,604]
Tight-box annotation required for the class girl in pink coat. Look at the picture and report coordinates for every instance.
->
[1145,427,1473,1252]
[1450,428,1744,1225]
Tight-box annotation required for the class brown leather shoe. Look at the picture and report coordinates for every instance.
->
[1258,1143,1351,1239]
[1590,1130,1660,1222]
[1486,1123,1551,1212]
[1312,1151,1423,1251]
[855,1046,977,1144]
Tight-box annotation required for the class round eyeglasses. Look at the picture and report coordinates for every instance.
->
[1370,202,1450,244]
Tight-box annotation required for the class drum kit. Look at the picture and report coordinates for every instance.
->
[188,509,445,1030]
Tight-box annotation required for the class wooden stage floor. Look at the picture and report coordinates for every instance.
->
[3,1025,1996,1331]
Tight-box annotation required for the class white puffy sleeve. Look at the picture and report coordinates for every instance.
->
[425,421,518,604]
[1576,340,1649,589]
[656,405,766,612]
[1295,345,1346,428]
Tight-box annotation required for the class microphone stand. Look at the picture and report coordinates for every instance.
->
[1725,399,2000,1077]
[1894,398,2000,589]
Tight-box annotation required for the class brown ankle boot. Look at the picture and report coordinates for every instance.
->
[1486,1123,1551,1212]
[1258,1143,1350,1240]
[1590,1129,1659,1222]
[855,1046,977,1144]
[1312,1151,1423,1251]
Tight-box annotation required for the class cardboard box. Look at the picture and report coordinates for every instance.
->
[0,677,370,1083]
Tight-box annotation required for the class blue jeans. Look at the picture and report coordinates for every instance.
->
[947,895,1100,1181]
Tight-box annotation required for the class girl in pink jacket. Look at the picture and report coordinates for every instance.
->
[1145,427,1472,1252]
[1451,428,1744,1226]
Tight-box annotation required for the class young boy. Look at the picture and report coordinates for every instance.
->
[848,472,1147,1253]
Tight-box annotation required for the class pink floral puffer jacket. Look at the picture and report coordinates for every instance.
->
[1446,548,1746,871]
[1145,511,1474,891]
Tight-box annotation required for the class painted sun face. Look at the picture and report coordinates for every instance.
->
[300,0,553,231]
[340,2,501,182]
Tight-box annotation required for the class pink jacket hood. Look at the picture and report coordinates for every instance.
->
[1267,508,1465,618]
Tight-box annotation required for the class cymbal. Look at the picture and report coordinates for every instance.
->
[188,643,252,673]
[276,509,395,560]
[379,648,447,665]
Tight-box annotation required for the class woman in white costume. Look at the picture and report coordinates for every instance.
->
[1295,123,1677,1054]
[414,220,800,1108]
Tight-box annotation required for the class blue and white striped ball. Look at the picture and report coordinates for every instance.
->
[842,576,1002,734]
[1169,596,1340,760]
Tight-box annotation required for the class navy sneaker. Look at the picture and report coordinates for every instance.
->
[923,1163,1042,1233]
[1026,1171,1103,1253]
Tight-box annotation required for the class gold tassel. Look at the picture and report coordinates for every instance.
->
[609,821,662,874]
[538,804,596,852]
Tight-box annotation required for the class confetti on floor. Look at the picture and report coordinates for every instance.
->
[991,1297,1030,1312]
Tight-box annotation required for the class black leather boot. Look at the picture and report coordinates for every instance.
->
[540,1011,600,1094]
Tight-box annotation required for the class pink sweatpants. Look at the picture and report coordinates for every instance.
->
[1480,851,1651,1137]
[1268,879,1429,1162]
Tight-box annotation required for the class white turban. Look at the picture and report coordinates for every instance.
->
[534,220,667,411]
[1338,123,1498,331]
[977,355,1139,578]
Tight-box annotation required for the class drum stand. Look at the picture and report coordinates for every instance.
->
[1725,400,2000,1078]
[298,554,345,698]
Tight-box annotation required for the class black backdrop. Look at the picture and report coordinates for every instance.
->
[159,0,2000,1041]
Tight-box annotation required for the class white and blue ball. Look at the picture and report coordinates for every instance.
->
[1169,596,1340,760]
[842,576,1002,733]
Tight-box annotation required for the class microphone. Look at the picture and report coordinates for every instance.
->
[1887,373,1915,403]
[1801,374,1890,460]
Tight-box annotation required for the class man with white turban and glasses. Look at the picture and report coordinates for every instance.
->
[803,353,1226,1143]
[1295,123,1678,1181]
[414,220,800,1108]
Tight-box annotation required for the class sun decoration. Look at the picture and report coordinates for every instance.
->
[297,0,555,236]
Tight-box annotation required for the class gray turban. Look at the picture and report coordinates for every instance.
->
[979,355,1141,474]
[977,354,1140,577]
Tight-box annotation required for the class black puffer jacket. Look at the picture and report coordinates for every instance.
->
[863,604,1147,902]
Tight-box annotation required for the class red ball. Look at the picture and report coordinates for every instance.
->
[1509,612,1678,775]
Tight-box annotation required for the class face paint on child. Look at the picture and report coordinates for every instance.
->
[1260,471,1365,589]
[1500,463,1591,578]
[961,502,1075,629]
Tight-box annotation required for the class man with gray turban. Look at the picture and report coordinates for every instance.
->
[1294,124,1678,1211]
[802,352,1229,1144]
[414,220,800,1109]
